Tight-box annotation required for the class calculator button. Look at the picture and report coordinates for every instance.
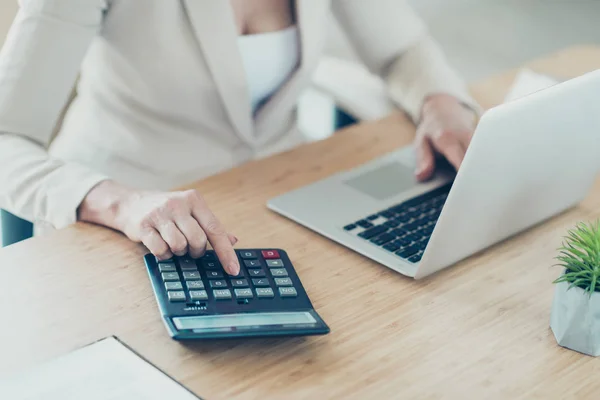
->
[239,250,258,259]
[161,272,180,282]
[231,278,249,287]
[183,271,201,280]
[164,282,183,291]
[266,259,284,268]
[256,288,275,298]
[261,250,280,259]
[202,260,221,269]
[178,257,198,270]
[213,289,232,300]
[234,288,254,299]
[244,259,262,268]
[274,277,293,286]
[189,290,208,301]
[206,270,224,279]
[229,269,245,278]
[209,280,227,288]
[158,263,177,273]
[248,269,266,277]
[167,291,186,302]
[252,278,270,287]
[270,268,288,277]
[186,281,205,290]
[278,287,297,297]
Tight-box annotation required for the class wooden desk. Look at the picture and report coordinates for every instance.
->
[2,46,600,399]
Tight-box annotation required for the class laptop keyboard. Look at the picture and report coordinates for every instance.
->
[343,184,451,264]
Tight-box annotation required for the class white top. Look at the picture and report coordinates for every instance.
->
[238,26,300,112]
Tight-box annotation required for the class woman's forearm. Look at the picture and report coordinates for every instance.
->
[77,180,135,231]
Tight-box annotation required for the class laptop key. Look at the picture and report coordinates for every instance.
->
[370,233,395,246]
[379,210,396,218]
[398,238,412,247]
[390,204,408,213]
[403,222,421,231]
[394,213,411,223]
[344,224,357,231]
[383,220,400,229]
[358,225,388,239]
[367,214,379,221]
[390,228,408,238]
[408,254,422,263]
[422,227,435,236]
[383,242,401,252]
[396,245,419,259]
[356,220,374,229]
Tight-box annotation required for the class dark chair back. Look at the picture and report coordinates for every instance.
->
[1,210,33,247]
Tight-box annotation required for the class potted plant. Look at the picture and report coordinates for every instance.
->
[550,220,600,356]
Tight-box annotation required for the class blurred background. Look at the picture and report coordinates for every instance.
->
[1,0,600,242]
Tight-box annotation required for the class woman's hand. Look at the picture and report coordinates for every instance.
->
[78,181,240,275]
[414,93,478,181]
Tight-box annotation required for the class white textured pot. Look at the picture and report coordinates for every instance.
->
[550,280,600,356]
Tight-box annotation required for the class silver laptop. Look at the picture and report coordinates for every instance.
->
[268,70,600,279]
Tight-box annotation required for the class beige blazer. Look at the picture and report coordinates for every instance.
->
[0,0,475,230]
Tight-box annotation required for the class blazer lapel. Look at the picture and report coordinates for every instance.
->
[182,0,254,143]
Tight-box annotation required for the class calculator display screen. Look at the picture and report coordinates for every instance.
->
[173,312,317,331]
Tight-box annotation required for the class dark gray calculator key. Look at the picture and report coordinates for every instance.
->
[186,281,205,290]
[256,288,274,298]
[179,257,198,270]
[213,289,232,300]
[234,288,253,299]
[209,280,227,288]
[183,271,201,280]
[274,277,293,286]
[231,278,249,288]
[230,269,245,278]
[278,287,297,297]
[167,291,186,302]
[248,269,266,277]
[270,268,288,277]
[202,260,221,269]
[158,263,177,273]
[206,270,224,279]
[161,272,180,282]
[252,278,270,287]
[164,282,183,291]
[189,290,208,301]
[244,259,262,268]
[239,250,258,259]
[266,259,284,268]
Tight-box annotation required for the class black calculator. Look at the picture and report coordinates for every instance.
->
[143,249,330,340]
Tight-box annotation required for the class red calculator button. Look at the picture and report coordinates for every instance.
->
[261,250,280,259]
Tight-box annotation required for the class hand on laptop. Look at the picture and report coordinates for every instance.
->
[78,181,241,275]
[414,94,478,181]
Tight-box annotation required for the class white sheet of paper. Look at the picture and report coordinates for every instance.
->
[503,68,560,103]
[0,337,200,400]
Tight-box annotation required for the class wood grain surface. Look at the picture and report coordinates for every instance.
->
[1,46,600,400]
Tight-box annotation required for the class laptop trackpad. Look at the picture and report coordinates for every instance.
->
[344,162,417,201]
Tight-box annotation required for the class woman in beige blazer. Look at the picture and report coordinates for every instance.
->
[0,0,478,275]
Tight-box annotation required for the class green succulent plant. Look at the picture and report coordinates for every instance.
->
[554,220,600,295]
